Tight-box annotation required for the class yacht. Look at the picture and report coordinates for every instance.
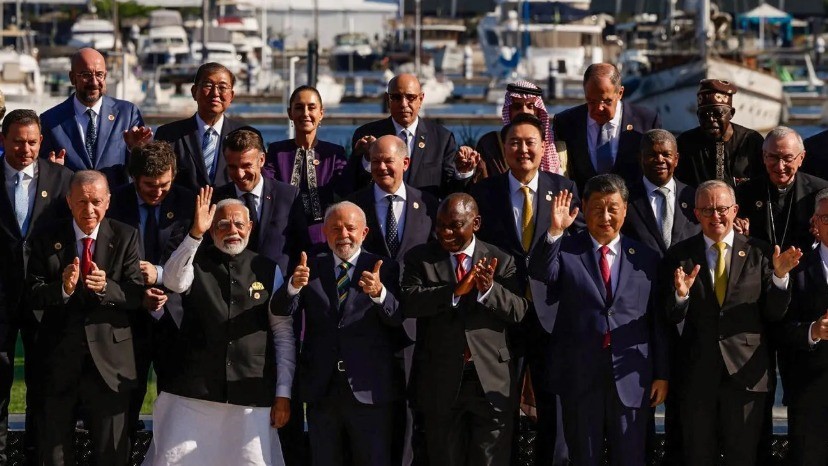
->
[68,16,116,50]
[330,33,382,73]
[139,10,190,68]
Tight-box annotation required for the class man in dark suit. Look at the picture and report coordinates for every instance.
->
[665,179,801,466]
[402,193,529,466]
[154,62,245,192]
[803,129,828,181]
[106,140,195,437]
[344,73,460,198]
[552,63,661,194]
[527,174,669,466]
[26,170,144,466]
[779,188,828,466]
[272,201,403,466]
[0,109,73,464]
[38,48,151,188]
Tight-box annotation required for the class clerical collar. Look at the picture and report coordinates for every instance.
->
[775,177,796,195]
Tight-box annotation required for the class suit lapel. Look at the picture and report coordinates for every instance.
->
[362,188,390,256]
[725,234,750,305]
[59,99,92,168]
[0,163,21,240]
[398,187,425,258]
[575,106,595,177]
[185,116,209,186]
[257,179,275,249]
[495,174,523,252]
[630,182,665,250]
[30,162,61,238]
[93,219,115,272]
[613,237,635,304]
[93,97,116,168]
[408,120,428,182]
[616,102,636,169]
[215,118,236,186]
[671,182,692,241]
[578,236,607,303]
[532,174,554,248]
[317,252,340,318]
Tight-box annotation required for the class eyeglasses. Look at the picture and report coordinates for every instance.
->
[586,97,617,107]
[75,71,106,82]
[388,93,420,103]
[216,219,248,231]
[815,214,828,225]
[764,152,802,165]
[200,82,233,94]
[697,205,734,217]
[697,108,730,119]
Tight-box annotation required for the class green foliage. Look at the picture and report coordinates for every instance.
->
[93,0,155,19]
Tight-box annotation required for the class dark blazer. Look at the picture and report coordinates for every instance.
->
[26,218,144,393]
[39,95,143,188]
[528,231,668,408]
[801,130,828,181]
[271,249,403,405]
[622,178,699,257]
[553,101,661,194]
[213,177,310,273]
[344,117,458,198]
[736,172,828,251]
[348,183,437,262]
[154,115,245,192]
[401,239,529,414]
[663,233,790,396]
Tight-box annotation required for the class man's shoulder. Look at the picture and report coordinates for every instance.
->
[624,101,658,121]
[804,129,828,150]
[798,171,828,191]
[39,158,74,181]
[105,95,139,112]
[469,172,507,198]
[354,117,392,135]
[40,97,74,125]
[475,238,512,261]
[418,117,451,136]
[538,170,576,191]
[263,176,300,199]
[621,235,660,264]
[155,115,196,137]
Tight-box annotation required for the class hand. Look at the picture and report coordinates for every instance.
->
[48,148,66,165]
[811,310,828,342]
[355,135,377,160]
[734,217,750,236]
[291,252,310,289]
[773,245,803,278]
[453,267,476,297]
[473,257,498,293]
[454,146,480,173]
[548,189,579,237]
[270,397,291,428]
[85,262,107,294]
[674,264,700,298]
[650,379,668,407]
[359,260,384,298]
[62,257,80,295]
[189,186,216,239]
[143,287,167,312]
[139,260,158,285]
[123,125,153,149]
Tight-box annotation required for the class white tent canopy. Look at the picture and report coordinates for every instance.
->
[739,3,791,20]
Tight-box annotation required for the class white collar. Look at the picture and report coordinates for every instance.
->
[453,236,477,259]
[589,233,621,255]
[72,220,101,241]
[73,95,104,118]
[196,113,225,134]
[3,158,36,180]
[373,182,407,202]
[820,242,828,265]
[234,175,264,199]
[642,176,676,196]
[333,248,361,268]
[703,229,735,250]
[392,117,419,138]
[507,170,540,194]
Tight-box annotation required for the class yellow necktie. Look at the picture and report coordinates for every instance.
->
[714,242,728,306]
[520,186,534,252]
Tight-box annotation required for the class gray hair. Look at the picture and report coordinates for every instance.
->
[763,126,804,153]
[69,170,109,193]
[324,201,367,225]
[696,180,735,205]
[815,188,828,214]
[214,198,250,220]
[583,174,628,203]
[583,63,622,89]
[640,129,677,153]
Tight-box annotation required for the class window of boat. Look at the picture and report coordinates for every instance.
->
[484,30,499,47]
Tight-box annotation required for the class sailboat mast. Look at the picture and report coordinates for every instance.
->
[697,0,710,58]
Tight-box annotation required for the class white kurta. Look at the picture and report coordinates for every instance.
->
[142,392,286,466]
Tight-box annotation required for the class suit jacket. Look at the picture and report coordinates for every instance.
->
[348,183,437,263]
[401,239,529,414]
[621,177,699,257]
[271,249,403,405]
[528,231,668,408]
[553,101,661,194]
[663,233,790,396]
[798,130,828,182]
[736,172,828,251]
[26,218,144,393]
[39,95,143,188]
[344,117,458,198]
[154,115,245,192]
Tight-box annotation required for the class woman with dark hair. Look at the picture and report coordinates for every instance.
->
[264,85,348,245]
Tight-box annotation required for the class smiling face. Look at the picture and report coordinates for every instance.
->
[504,122,543,182]
[67,178,110,235]
[288,88,324,136]
[695,186,738,242]
[135,169,173,207]
[584,191,627,245]
[640,140,679,187]
[210,203,251,255]
[370,136,409,193]
[224,147,264,193]
[324,205,369,260]
[191,69,235,121]
[1,122,42,171]
[763,132,804,188]
[69,49,107,106]
[435,197,480,253]
[387,74,423,128]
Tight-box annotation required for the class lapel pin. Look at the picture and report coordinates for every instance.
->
[251,281,265,291]
[108,114,115,121]
[626,124,633,131]
[681,202,688,208]
[166,211,174,219]
[312,159,320,166]
[109,242,114,249]
[413,202,419,209]
[54,242,62,250]
[265,195,272,201]
[628,247,635,254]
[755,201,763,208]
[738,250,746,257]
[41,190,48,198]
[418,142,425,149]
[545,194,552,201]
[253,292,261,300]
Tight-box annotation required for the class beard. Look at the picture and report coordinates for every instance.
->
[215,234,249,255]
[331,240,361,260]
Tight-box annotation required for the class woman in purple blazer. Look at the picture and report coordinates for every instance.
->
[264,85,348,245]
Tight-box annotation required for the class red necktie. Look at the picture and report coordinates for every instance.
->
[454,252,472,363]
[599,245,612,348]
[81,237,94,279]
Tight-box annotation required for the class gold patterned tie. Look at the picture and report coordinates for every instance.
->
[520,186,534,252]
[714,242,728,306]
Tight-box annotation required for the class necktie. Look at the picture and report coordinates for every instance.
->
[599,245,612,348]
[337,262,352,307]
[714,242,728,306]
[596,124,613,174]
[85,108,97,165]
[454,252,472,362]
[81,237,94,279]
[655,186,674,248]
[202,128,218,182]
[14,171,29,235]
[399,130,410,156]
[385,194,400,258]
[242,192,259,251]
[520,186,534,252]
[143,205,159,264]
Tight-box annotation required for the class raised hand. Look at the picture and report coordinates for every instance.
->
[773,245,803,278]
[139,260,158,285]
[811,310,828,342]
[473,257,498,293]
[48,148,66,165]
[734,217,750,236]
[548,189,579,237]
[291,252,310,289]
[674,264,700,298]
[85,262,107,294]
[190,186,216,239]
[355,135,377,160]
[123,125,153,149]
[143,287,167,312]
[359,260,384,298]
[62,257,80,295]
[454,146,481,173]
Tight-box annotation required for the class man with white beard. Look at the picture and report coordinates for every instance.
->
[142,186,295,466]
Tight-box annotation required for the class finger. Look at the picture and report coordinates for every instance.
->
[90,262,99,271]
[773,244,781,259]
[489,257,498,272]
[688,264,701,280]
[373,260,383,275]
[73,257,80,267]
[569,206,580,220]
[299,251,307,268]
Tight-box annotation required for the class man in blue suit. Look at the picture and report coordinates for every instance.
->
[39,48,151,188]
[528,174,670,466]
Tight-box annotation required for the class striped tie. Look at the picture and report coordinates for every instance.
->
[337,262,352,307]
[85,108,97,165]
[202,128,217,182]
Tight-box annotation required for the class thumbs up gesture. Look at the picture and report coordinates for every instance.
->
[359,260,384,298]
[85,261,108,294]
[291,252,310,289]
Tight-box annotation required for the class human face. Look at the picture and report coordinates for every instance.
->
[697,105,734,141]
[324,207,369,260]
[584,77,623,126]
[288,89,324,135]
[191,70,235,120]
[504,123,542,182]
[225,148,264,193]
[814,199,828,249]
[70,49,107,106]
[763,133,804,187]
[1,123,42,171]
[508,96,538,120]
[387,75,423,127]
[584,192,627,245]
[640,140,679,187]
[135,169,173,206]
[210,204,251,255]
[67,179,110,235]
[370,138,410,193]
[694,187,738,242]
[435,200,480,253]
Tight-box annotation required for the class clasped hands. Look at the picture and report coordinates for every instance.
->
[62,257,107,295]
[454,257,498,298]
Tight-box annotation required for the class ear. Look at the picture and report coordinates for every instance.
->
[190,84,198,101]
[402,156,411,171]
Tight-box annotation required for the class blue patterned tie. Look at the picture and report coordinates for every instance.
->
[202,128,217,182]
[85,108,97,166]
[385,194,400,258]
[596,124,613,174]
[337,262,352,307]
[14,171,29,235]
[398,130,410,156]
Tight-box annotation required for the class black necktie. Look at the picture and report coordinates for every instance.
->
[385,194,400,258]
[85,108,98,165]
[143,205,159,264]
[242,192,259,251]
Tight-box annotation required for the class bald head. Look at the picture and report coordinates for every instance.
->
[436,193,480,253]
[370,135,411,193]
[386,73,424,127]
[70,48,107,106]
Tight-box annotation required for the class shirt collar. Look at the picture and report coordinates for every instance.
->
[588,100,623,130]
[642,176,676,196]
[373,182,407,202]
[703,229,735,251]
[4,158,36,180]
[453,236,477,259]
[589,233,621,255]
[392,117,419,138]
[234,176,264,199]
[72,220,101,241]
[73,95,104,118]
[508,170,540,194]
[196,113,225,135]
[820,242,828,266]
[333,248,361,269]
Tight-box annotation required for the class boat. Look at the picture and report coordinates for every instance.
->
[0,28,63,114]
[330,33,382,73]
[189,41,245,77]
[68,15,116,51]
[138,10,190,68]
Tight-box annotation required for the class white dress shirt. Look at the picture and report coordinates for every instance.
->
[195,113,225,146]
[642,176,676,233]
[807,243,828,345]
[587,100,623,170]
[450,236,493,306]
[508,170,539,243]
[360,118,421,173]
[4,158,37,225]
[234,175,265,222]
[73,96,104,148]
[373,183,407,239]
